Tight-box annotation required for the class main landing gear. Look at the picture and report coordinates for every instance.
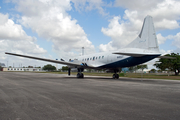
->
[112,69,119,79]
[77,68,84,78]
[113,73,119,79]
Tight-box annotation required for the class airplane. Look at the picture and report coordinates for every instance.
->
[5,15,170,79]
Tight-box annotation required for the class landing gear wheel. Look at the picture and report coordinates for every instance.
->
[77,73,84,78]
[115,74,119,79]
[80,73,84,78]
[77,73,80,78]
[113,74,116,79]
[112,74,119,79]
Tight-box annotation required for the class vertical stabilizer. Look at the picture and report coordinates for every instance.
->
[126,16,159,52]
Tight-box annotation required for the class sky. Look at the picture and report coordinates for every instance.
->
[0,0,180,69]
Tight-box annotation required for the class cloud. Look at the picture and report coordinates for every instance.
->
[100,15,138,51]
[0,13,35,41]
[156,32,180,53]
[15,0,95,60]
[169,32,180,53]
[121,0,180,30]
[0,12,47,67]
[71,0,109,16]
[157,33,167,45]
[114,0,164,11]
[99,0,180,52]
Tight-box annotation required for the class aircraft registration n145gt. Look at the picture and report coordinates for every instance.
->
[5,16,168,79]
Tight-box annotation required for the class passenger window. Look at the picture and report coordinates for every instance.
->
[93,57,95,60]
[102,56,104,59]
[96,57,97,59]
[90,58,92,60]
[99,56,101,59]
[87,58,89,61]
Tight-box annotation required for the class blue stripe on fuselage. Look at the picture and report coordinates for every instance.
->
[99,55,160,69]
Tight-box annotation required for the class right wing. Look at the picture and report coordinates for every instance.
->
[5,52,95,68]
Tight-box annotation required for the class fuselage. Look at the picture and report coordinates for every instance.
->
[71,48,161,69]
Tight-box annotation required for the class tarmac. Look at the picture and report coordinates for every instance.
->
[0,72,180,120]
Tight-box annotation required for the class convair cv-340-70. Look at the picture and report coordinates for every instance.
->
[5,16,170,78]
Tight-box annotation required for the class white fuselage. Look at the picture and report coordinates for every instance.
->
[71,48,161,69]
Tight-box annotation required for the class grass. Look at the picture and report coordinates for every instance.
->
[3,71,180,80]
[125,73,180,80]
[36,71,180,80]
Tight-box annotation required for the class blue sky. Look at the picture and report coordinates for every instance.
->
[0,0,180,68]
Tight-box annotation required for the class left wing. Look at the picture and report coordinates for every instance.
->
[5,52,95,68]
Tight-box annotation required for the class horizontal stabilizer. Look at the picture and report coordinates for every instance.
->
[113,52,160,57]
[157,56,176,59]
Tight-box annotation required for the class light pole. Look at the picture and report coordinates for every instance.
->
[82,47,84,56]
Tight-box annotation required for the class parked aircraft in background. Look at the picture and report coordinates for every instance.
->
[6,16,169,78]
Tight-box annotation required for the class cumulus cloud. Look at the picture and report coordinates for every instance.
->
[0,12,47,67]
[0,13,46,54]
[114,0,164,11]
[157,33,167,45]
[15,0,95,60]
[100,15,138,51]
[71,0,109,16]
[169,32,180,53]
[156,32,180,53]
[99,0,180,52]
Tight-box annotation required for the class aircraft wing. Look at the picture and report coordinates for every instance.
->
[113,52,161,57]
[5,52,95,69]
[157,56,176,59]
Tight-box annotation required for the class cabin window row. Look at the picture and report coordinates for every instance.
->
[82,56,104,61]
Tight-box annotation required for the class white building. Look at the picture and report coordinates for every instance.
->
[2,67,43,72]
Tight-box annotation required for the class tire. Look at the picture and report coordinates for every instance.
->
[113,74,116,79]
[77,73,80,78]
[80,73,84,78]
[116,74,119,79]
[77,73,84,78]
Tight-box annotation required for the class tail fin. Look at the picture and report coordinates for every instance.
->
[126,15,159,52]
